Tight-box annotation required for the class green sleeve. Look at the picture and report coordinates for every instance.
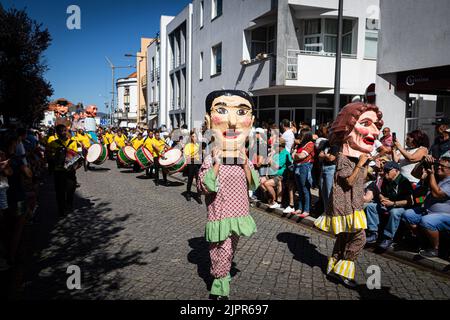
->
[249,169,260,192]
[204,168,219,193]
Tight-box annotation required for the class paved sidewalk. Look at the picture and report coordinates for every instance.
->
[14,161,450,300]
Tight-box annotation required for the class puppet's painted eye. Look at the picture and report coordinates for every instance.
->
[236,109,248,116]
[216,107,228,114]
[360,120,372,127]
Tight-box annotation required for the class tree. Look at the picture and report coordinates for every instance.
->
[0,4,53,125]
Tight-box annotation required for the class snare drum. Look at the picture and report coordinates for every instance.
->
[109,141,118,152]
[159,148,186,174]
[64,149,83,171]
[86,144,108,165]
[134,146,154,169]
[117,146,136,167]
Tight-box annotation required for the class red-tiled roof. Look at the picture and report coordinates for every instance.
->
[127,72,137,78]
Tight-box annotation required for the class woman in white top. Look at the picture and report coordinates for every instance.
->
[392,129,430,184]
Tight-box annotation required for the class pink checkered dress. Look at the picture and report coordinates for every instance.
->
[197,155,252,222]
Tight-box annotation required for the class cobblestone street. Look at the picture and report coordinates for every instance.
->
[20,160,450,300]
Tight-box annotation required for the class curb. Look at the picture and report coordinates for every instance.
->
[168,172,450,276]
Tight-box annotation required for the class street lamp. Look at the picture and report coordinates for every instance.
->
[125,53,148,126]
[105,56,135,127]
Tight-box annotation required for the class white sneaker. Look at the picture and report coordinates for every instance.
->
[269,202,281,209]
[283,206,295,214]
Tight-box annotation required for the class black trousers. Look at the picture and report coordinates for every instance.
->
[54,170,76,216]
[186,164,200,193]
[153,157,167,184]
[107,144,114,160]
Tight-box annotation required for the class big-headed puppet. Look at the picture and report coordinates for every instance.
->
[314,102,383,287]
[197,90,260,300]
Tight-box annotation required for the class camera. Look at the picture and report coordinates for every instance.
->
[421,156,438,170]
[392,132,396,142]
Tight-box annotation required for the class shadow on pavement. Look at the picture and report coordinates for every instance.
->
[86,167,111,172]
[277,232,328,273]
[187,237,212,292]
[10,174,148,300]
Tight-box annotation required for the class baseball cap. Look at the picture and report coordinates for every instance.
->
[431,118,450,125]
[440,150,450,160]
[383,161,400,172]
[255,127,265,134]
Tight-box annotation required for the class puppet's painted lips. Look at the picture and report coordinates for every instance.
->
[363,137,375,145]
[223,130,240,139]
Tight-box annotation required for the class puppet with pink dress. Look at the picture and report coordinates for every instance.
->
[197,90,260,300]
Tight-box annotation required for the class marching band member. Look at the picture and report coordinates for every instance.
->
[143,129,155,177]
[183,130,201,201]
[75,129,94,171]
[103,128,115,160]
[131,132,145,172]
[47,124,79,217]
[151,130,168,186]
[114,129,128,168]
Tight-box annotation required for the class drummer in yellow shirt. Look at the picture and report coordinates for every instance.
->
[114,129,128,148]
[130,132,145,172]
[75,129,94,171]
[48,124,79,216]
[103,128,115,159]
[152,130,168,186]
[183,130,201,201]
[143,130,155,177]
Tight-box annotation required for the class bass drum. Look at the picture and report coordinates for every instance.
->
[117,146,136,167]
[109,141,118,152]
[134,146,154,169]
[86,144,108,165]
[159,148,186,174]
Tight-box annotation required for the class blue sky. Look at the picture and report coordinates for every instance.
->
[2,0,191,113]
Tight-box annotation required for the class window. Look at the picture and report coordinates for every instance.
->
[199,52,203,80]
[211,43,222,76]
[364,18,379,59]
[211,0,222,20]
[200,1,204,28]
[302,18,355,55]
[250,25,276,59]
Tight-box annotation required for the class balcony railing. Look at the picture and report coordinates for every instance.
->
[141,75,147,87]
[286,49,357,80]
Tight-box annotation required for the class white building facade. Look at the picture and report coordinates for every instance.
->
[376,0,450,144]
[150,0,379,130]
[116,74,138,128]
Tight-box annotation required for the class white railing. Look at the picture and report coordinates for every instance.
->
[286,49,357,80]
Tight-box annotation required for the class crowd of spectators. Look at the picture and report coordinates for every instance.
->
[250,117,450,259]
[0,125,47,271]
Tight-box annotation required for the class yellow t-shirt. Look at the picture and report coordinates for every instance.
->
[103,132,114,144]
[75,133,92,149]
[114,134,127,148]
[48,137,79,154]
[184,143,200,161]
[151,138,166,157]
[143,137,154,154]
[131,137,145,150]
[47,134,58,145]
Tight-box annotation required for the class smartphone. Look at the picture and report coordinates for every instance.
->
[392,132,397,142]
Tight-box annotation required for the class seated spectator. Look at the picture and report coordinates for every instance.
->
[365,161,414,250]
[402,152,450,258]
[430,118,450,159]
[380,127,394,153]
[392,129,429,184]
[260,138,292,209]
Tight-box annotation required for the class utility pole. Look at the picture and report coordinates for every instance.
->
[333,0,344,119]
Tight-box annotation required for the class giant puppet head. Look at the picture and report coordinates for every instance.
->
[204,90,255,160]
[85,105,98,117]
[329,102,383,159]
